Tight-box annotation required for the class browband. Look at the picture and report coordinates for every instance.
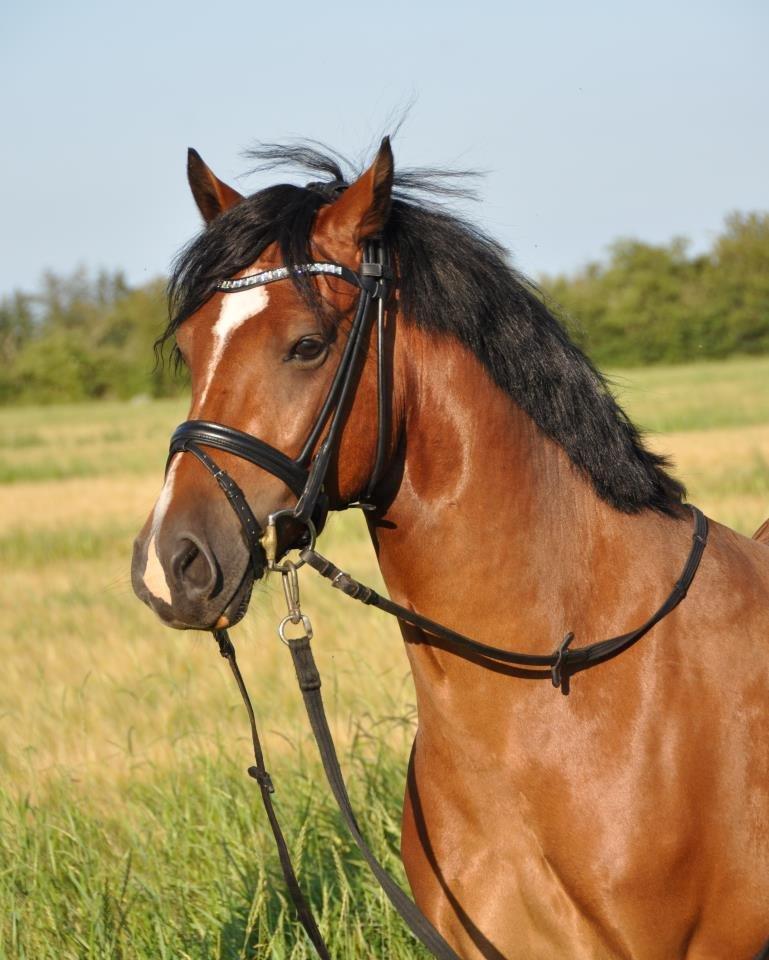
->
[216,261,387,295]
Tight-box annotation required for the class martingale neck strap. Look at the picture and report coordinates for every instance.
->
[300,504,709,693]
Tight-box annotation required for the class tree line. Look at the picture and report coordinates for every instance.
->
[0,271,179,405]
[544,212,769,366]
[1,212,767,405]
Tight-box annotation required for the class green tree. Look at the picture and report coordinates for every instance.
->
[542,211,769,366]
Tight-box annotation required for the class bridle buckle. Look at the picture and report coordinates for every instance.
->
[260,511,317,571]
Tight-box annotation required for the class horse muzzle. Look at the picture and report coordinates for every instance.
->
[130,511,263,630]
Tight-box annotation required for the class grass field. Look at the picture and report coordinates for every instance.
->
[1,355,768,958]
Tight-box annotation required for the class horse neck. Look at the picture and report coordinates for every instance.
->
[370,325,687,665]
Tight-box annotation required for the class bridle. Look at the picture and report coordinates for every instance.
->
[162,234,724,959]
[168,240,392,576]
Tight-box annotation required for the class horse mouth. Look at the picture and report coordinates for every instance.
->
[131,532,265,632]
[216,567,257,629]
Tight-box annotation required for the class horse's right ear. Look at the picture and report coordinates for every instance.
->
[313,137,394,260]
[187,148,245,224]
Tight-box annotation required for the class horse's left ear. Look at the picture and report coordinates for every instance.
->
[314,137,394,258]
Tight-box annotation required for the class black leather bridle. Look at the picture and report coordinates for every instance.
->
[168,242,392,571]
[157,235,768,960]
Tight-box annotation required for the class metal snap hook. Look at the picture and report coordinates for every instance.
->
[275,557,313,645]
[278,614,314,645]
[281,561,302,621]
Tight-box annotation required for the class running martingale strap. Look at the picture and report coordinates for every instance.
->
[299,504,709,694]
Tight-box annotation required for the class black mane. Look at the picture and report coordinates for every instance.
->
[165,142,685,515]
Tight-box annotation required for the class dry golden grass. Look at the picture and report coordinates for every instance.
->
[648,423,769,534]
[1,511,407,798]
[1,358,767,799]
[0,474,162,534]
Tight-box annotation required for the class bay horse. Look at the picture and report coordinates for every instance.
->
[132,138,769,958]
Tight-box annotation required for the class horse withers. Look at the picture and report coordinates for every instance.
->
[132,138,769,959]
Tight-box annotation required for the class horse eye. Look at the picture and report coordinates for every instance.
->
[290,336,327,362]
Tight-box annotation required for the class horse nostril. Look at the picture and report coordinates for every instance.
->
[171,536,222,599]
[179,542,199,576]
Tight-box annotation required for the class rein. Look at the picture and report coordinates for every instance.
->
[166,244,717,958]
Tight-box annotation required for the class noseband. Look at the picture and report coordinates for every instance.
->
[168,241,391,569]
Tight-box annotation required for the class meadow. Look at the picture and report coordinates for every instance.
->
[1,355,768,959]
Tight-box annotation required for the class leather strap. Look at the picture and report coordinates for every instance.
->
[286,634,463,959]
[172,441,267,574]
[301,505,709,693]
[170,421,309,497]
[213,629,332,959]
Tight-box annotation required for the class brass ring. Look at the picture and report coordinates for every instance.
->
[262,511,317,571]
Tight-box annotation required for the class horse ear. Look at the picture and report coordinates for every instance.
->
[187,148,245,224]
[314,137,394,257]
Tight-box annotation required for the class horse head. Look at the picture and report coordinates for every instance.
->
[131,140,396,629]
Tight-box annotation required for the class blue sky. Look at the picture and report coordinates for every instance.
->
[1,0,767,297]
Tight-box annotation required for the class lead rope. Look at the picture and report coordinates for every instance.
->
[212,626,332,960]
[217,562,462,960]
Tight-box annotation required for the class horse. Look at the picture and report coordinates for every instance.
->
[132,137,769,959]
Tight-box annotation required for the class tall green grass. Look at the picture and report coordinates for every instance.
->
[1,739,428,959]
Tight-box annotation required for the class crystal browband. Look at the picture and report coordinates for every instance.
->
[216,263,346,292]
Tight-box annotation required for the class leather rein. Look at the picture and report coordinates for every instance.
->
[166,240,712,959]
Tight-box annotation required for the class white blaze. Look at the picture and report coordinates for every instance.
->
[198,286,270,407]
[142,457,180,604]
[141,287,270,604]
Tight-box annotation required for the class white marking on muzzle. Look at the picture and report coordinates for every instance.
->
[198,286,270,407]
[142,457,180,604]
